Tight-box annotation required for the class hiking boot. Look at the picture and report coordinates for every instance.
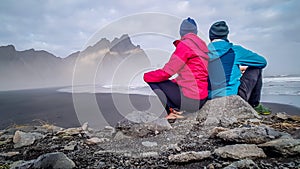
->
[254,104,271,115]
[169,107,183,115]
[166,108,185,123]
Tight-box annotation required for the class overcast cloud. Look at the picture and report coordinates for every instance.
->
[1,0,299,76]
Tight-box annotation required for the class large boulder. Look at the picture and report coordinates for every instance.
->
[259,137,300,156]
[33,152,75,169]
[216,125,284,144]
[10,152,75,169]
[116,111,172,137]
[197,95,260,127]
[214,144,266,160]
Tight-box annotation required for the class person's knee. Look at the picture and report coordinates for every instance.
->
[147,82,160,90]
[244,67,262,76]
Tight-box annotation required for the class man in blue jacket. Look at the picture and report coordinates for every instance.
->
[208,21,271,115]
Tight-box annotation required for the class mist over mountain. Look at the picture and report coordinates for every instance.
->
[0,34,150,91]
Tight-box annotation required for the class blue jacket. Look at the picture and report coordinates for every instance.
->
[208,40,267,99]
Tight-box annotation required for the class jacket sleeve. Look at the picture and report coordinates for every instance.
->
[143,41,189,83]
[233,45,267,68]
[143,69,171,82]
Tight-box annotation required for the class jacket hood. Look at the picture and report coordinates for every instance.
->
[175,33,209,53]
[208,40,233,60]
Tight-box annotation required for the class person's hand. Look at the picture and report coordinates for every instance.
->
[240,66,248,74]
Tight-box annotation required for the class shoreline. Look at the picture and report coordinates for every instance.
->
[0,88,299,130]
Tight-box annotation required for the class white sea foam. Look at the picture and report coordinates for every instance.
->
[57,84,155,96]
[262,76,300,96]
[263,76,300,83]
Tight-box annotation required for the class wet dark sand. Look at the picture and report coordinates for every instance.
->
[262,102,300,116]
[0,88,299,130]
[0,88,155,129]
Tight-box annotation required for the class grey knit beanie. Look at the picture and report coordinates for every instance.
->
[209,21,229,41]
[180,17,198,37]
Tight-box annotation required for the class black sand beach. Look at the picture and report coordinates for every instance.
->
[0,88,156,129]
[0,88,299,130]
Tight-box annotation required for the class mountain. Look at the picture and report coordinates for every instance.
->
[0,34,150,91]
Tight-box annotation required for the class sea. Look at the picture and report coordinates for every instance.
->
[261,75,300,108]
[58,75,300,108]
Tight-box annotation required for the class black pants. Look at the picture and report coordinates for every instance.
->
[147,80,207,114]
[238,67,263,107]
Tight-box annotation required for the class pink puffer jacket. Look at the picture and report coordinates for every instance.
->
[144,33,209,99]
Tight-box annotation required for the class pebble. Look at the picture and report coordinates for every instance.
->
[248,118,261,124]
[141,141,158,147]
[0,151,20,157]
[140,152,159,158]
[36,124,63,133]
[64,141,77,151]
[96,161,106,168]
[86,137,109,145]
[57,127,82,136]
[168,151,211,163]
[207,163,215,169]
[13,130,45,148]
[52,136,59,140]
[104,126,115,133]
[160,143,181,152]
[81,122,89,131]
[0,139,11,146]
[114,131,132,140]
[62,135,72,139]
[276,112,289,120]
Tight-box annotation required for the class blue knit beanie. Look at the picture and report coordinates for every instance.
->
[180,17,198,37]
[209,21,229,41]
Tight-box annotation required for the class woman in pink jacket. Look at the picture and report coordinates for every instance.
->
[143,17,209,121]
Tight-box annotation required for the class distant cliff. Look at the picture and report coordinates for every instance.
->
[0,34,150,91]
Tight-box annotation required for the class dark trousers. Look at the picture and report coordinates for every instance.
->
[147,80,207,114]
[238,67,262,107]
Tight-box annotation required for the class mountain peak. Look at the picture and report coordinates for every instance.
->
[0,45,16,52]
[93,38,110,50]
[110,34,137,53]
[0,45,17,59]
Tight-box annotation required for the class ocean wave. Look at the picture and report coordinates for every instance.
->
[263,76,300,83]
[262,75,300,96]
[57,84,155,96]
[101,84,148,89]
[262,89,300,96]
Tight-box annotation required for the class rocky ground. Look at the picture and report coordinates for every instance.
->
[0,96,300,169]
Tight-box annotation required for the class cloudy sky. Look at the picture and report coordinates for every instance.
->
[1,0,300,76]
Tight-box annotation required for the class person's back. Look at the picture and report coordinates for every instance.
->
[207,21,271,115]
[144,17,209,121]
[166,33,209,100]
[208,40,240,98]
